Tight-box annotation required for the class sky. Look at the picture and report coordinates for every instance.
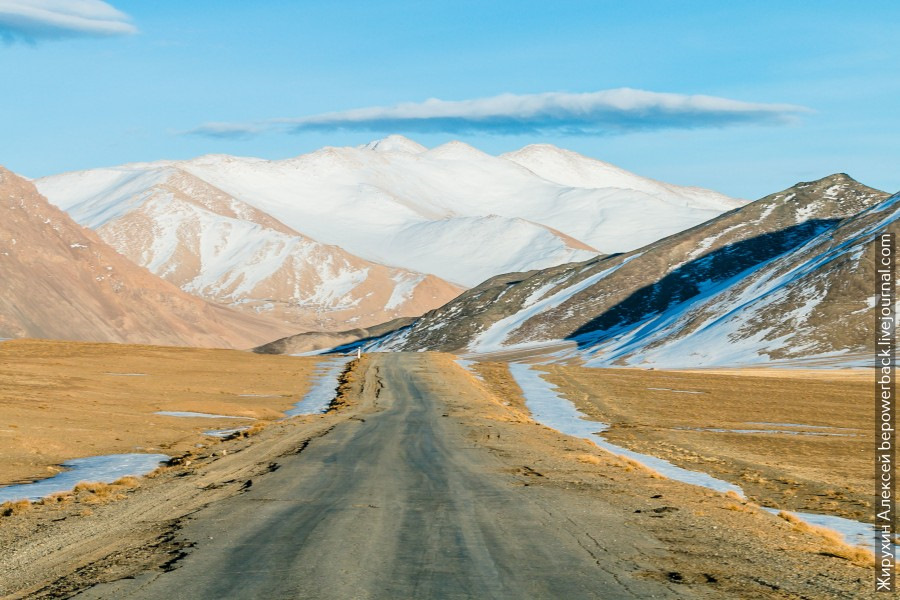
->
[0,1,897,199]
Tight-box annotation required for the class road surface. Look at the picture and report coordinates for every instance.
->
[76,353,681,599]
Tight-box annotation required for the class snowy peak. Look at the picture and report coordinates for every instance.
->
[502,143,641,189]
[360,135,427,154]
[503,143,743,211]
[425,140,493,160]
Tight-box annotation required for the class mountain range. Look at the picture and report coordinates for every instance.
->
[349,174,893,367]
[36,136,742,332]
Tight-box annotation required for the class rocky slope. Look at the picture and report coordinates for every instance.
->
[364,174,892,367]
[0,167,289,348]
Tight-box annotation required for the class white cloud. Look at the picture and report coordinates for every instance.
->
[188,89,811,139]
[0,0,136,41]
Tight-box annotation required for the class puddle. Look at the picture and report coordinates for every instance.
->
[497,362,892,556]
[0,453,169,503]
[155,411,254,420]
[284,357,352,417]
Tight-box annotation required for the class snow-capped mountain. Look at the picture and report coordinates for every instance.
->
[37,167,463,331]
[169,137,741,286]
[361,174,892,367]
[0,167,289,348]
[37,137,741,333]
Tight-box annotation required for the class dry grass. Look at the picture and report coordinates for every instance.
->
[37,491,74,505]
[66,475,145,505]
[616,455,665,479]
[0,339,321,487]
[777,511,875,567]
[546,365,872,520]
[0,499,32,517]
[575,454,603,465]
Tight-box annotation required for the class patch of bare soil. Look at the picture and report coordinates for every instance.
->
[0,339,319,487]
[537,365,873,522]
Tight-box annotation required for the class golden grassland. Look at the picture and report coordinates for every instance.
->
[469,360,881,569]
[535,365,873,521]
[0,339,319,487]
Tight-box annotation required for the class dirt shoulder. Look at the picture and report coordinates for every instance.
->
[0,339,321,486]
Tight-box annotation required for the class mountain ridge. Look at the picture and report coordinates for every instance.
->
[0,167,291,348]
[358,173,891,367]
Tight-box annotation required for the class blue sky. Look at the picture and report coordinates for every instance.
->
[0,1,897,199]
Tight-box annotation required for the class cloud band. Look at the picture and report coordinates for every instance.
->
[0,0,136,42]
[188,89,810,139]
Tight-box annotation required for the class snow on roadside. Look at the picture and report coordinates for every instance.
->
[284,357,352,416]
[496,361,890,555]
[506,362,742,494]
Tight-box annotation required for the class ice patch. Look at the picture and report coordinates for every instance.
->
[678,427,857,437]
[204,427,250,438]
[155,411,254,420]
[762,508,895,557]
[0,454,169,503]
[455,359,484,381]
[284,357,352,416]
[743,421,857,431]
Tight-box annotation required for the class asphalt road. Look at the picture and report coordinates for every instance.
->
[77,354,681,599]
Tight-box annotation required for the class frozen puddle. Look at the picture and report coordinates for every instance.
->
[502,362,890,555]
[0,453,169,503]
[284,357,352,416]
[204,427,250,438]
[744,422,857,431]
[679,427,858,437]
[155,411,255,420]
